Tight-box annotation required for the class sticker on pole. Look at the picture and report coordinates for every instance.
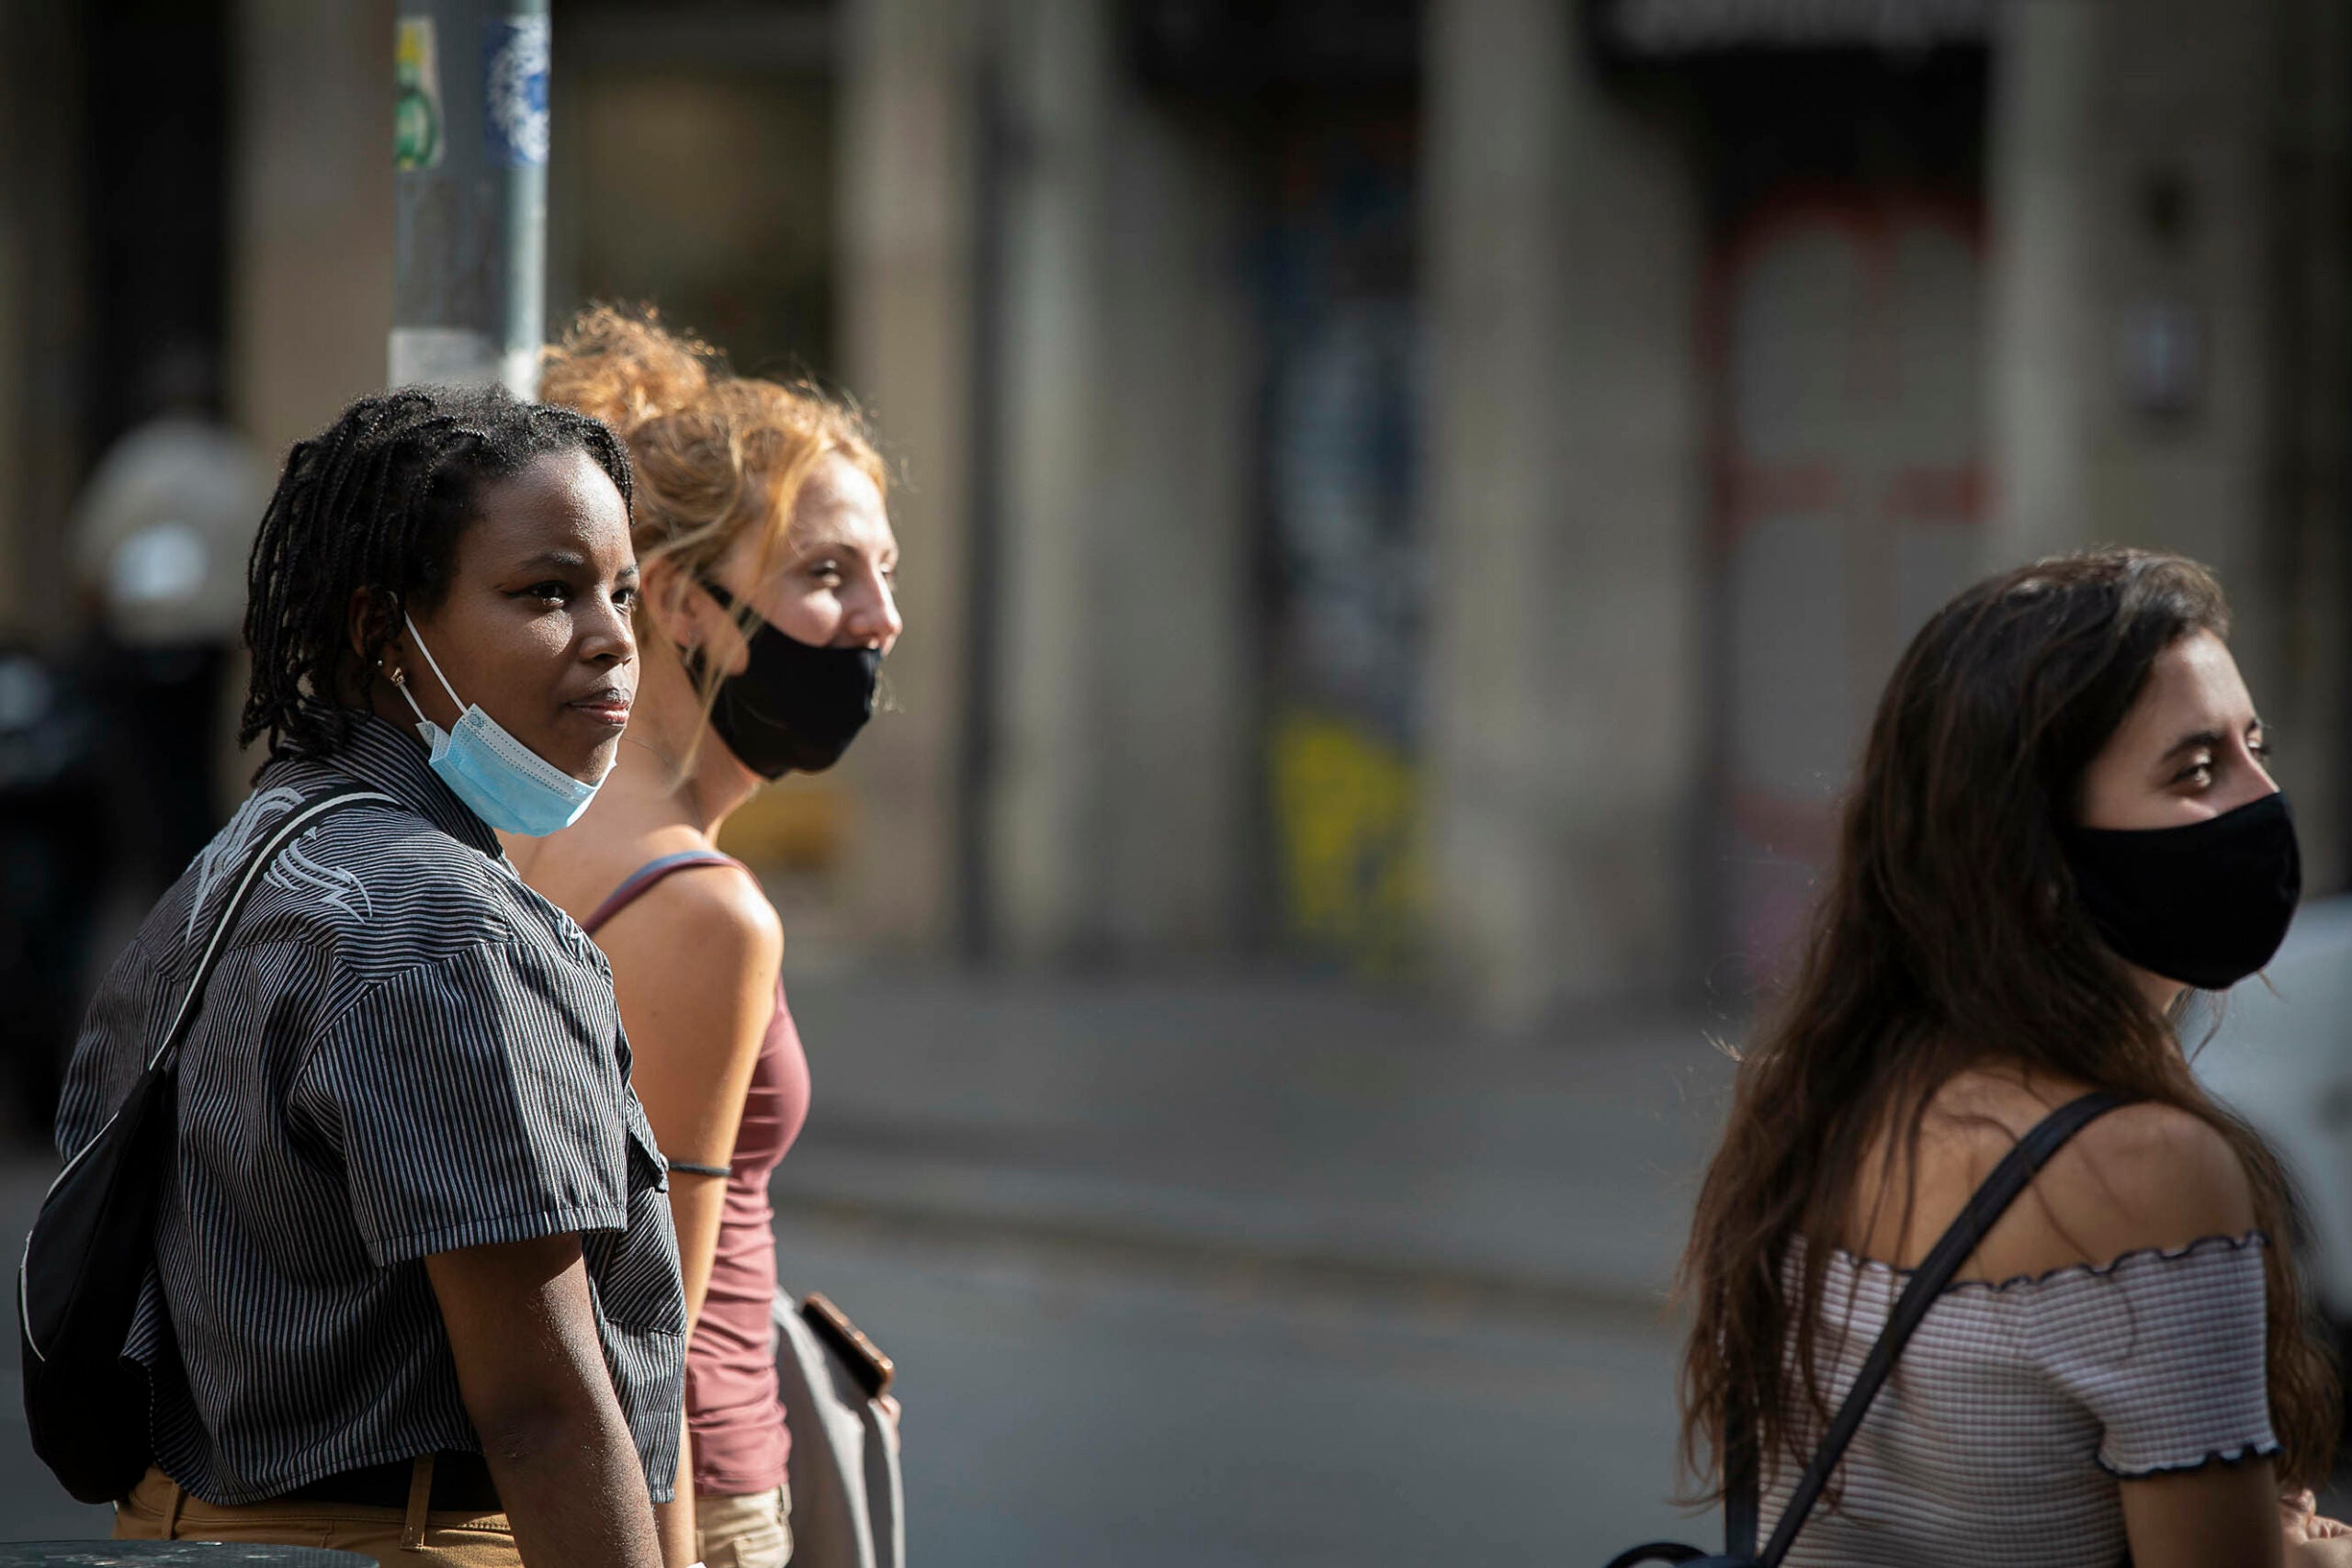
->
[393,17,443,171]
[483,16,551,169]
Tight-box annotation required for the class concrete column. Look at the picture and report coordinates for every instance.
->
[1090,101,1250,953]
[2090,2,2280,594]
[2081,0,2310,865]
[1423,0,1705,1025]
[220,0,394,795]
[835,0,978,950]
[232,0,397,462]
[1986,0,2351,886]
[983,0,1113,959]
[1984,0,2099,567]
[888,0,1250,962]
[2271,0,2352,887]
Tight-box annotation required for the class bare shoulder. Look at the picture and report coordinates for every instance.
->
[1867,1070,2262,1280]
[2035,1100,2256,1246]
[598,860,782,1090]
[1978,1098,2258,1279]
[598,859,783,980]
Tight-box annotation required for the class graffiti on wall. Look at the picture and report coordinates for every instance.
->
[1258,119,1424,974]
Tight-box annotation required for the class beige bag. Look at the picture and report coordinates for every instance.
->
[773,1291,904,1568]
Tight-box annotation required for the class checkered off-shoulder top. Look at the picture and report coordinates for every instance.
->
[1762,1233,2278,1566]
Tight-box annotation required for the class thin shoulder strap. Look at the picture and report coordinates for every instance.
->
[581,849,742,936]
[151,785,396,1074]
[1749,1090,2134,1565]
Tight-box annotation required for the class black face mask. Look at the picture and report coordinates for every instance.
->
[684,580,882,779]
[2057,792,2301,990]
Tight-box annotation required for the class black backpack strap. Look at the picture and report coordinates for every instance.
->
[1723,1408,1758,1557]
[1756,1090,2133,1565]
[143,786,397,1074]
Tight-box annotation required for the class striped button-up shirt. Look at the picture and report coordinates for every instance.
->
[55,713,686,1505]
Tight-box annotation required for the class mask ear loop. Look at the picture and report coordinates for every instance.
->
[398,615,469,722]
[685,576,767,686]
[696,577,763,637]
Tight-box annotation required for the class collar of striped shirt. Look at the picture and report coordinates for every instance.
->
[318,710,505,859]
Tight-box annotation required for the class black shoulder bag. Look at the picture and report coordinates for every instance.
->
[17,785,392,1504]
[1603,1091,2132,1568]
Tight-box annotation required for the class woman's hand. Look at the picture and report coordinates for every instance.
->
[2283,1490,2352,1543]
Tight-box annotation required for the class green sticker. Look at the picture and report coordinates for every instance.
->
[394,17,444,172]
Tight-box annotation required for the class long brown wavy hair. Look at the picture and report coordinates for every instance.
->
[1678,547,2339,1500]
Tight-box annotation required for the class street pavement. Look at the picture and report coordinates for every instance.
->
[765,969,1740,1562]
[0,968,1742,1560]
[773,969,1737,1307]
[769,1204,1695,1565]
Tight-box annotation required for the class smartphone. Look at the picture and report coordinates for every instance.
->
[800,1291,895,1402]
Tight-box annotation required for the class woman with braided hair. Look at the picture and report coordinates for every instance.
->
[60,384,689,1566]
[509,306,903,1568]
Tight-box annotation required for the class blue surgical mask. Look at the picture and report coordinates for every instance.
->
[390,618,607,837]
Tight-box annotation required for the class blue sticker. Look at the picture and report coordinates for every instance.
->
[482,16,550,169]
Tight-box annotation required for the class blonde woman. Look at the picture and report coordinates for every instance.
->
[509,307,901,1568]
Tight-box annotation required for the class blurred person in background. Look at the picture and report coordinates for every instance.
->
[68,342,266,886]
[73,385,684,1567]
[1677,550,2347,1566]
[0,640,109,1137]
[513,305,901,1568]
[30,344,266,1136]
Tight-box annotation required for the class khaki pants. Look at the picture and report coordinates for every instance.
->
[695,1482,792,1568]
[115,1463,520,1567]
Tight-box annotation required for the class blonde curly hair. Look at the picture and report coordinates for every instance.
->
[540,303,890,769]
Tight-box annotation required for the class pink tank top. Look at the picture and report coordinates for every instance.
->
[585,852,812,1497]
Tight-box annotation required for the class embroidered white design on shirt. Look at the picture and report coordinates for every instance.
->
[269,839,375,926]
[187,787,303,936]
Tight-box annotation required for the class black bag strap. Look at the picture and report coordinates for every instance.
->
[143,786,396,1075]
[1723,1409,1758,1557]
[1745,1090,2132,1565]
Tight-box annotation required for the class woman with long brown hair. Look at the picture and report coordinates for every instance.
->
[510,306,901,1568]
[1679,549,2347,1565]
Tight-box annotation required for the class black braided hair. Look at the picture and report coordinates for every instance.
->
[240,384,634,761]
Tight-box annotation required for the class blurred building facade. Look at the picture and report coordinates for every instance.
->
[3,0,2349,1026]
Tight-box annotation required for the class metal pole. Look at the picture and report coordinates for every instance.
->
[390,0,549,399]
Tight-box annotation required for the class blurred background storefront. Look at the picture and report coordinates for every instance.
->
[15,2,2352,1554]
[5,0,2351,1042]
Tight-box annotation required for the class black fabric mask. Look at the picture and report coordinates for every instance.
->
[684,580,882,779]
[2057,791,2301,990]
